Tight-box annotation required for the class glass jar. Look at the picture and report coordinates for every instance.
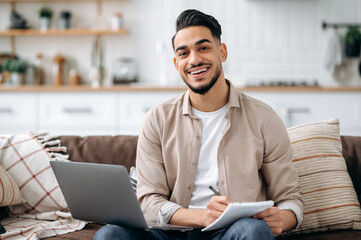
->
[112,58,137,84]
[111,12,123,30]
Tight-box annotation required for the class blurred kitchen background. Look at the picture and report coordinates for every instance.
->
[0,0,360,136]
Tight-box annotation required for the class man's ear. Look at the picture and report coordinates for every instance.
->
[220,43,228,62]
[173,57,179,72]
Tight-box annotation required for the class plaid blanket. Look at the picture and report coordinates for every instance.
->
[0,132,87,239]
[1,212,86,240]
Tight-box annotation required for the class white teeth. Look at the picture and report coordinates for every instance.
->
[190,68,207,75]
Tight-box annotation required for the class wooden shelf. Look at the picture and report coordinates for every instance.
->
[0,0,127,2]
[1,85,361,93]
[0,85,187,92]
[1,0,129,55]
[0,28,128,36]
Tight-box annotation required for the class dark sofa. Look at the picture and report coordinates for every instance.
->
[44,135,361,239]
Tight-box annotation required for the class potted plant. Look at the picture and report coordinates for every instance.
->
[0,64,4,84]
[2,59,28,85]
[58,11,72,29]
[345,27,361,57]
[39,7,53,31]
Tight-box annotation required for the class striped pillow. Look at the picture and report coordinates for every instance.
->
[0,164,25,206]
[286,118,361,235]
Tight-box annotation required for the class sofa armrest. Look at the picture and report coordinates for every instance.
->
[341,135,361,202]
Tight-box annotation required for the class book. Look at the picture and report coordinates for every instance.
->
[202,200,274,231]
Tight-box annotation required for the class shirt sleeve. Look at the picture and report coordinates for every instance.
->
[136,109,172,223]
[157,202,182,224]
[261,109,304,220]
[278,201,304,229]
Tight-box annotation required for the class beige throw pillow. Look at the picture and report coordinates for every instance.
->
[0,163,25,206]
[286,118,361,235]
[0,132,69,214]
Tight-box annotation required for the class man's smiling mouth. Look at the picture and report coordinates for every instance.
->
[189,68,208,75]
[188,67,209,75]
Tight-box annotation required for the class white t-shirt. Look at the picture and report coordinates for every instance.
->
[188,104,228,209]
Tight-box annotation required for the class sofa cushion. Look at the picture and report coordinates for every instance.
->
[59,135,138,171]
[285,118,361,235]
[0,132,69,214]
[279,229,361,240]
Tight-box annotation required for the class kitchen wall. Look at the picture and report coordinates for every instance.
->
[1,0,361,87]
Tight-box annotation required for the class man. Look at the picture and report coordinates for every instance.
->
[94,9,303,240]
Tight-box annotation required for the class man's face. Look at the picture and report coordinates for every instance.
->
[173,26,227,95]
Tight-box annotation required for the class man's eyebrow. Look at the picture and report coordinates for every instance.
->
[175,39,211,53]
[175,45,187,53]
[195,39,211,46]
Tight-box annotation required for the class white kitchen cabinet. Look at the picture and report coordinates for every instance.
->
[0,93,37,134]
[38,92,117,136]
[245,91,361,136]
[0,88,360,136]
[117,92,183,135]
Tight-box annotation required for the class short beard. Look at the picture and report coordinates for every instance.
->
[182,66,221,95]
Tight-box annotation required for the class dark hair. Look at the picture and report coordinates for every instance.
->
[172,9,222,50]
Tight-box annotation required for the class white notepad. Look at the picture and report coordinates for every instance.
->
[202,200,274,231]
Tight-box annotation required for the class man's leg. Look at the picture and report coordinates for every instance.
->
[212,218,275,240]
[93,224,187,240]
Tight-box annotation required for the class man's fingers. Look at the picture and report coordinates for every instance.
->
[253,207,284,237]
[206,208,223,219]
[261,212,283,222]
[203,196,230,226]
[253,207,279,219]
[206,196,230,212]
[206,201,227,213]
[212,196,230,205]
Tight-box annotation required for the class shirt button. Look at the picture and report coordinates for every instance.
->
[196,135,200,139]
[187,186,191,190]
[192,161,196,166]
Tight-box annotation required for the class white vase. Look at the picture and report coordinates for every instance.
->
[9,72,24,86]
[39,17,51,31]
[90,67,103,88]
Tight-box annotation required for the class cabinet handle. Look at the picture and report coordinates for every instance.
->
[62,107,92,114]
[0,107,13,114]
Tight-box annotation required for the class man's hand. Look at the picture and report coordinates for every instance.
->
[202,196,230,226]
[169,196,230,228]
[253,208,296,236]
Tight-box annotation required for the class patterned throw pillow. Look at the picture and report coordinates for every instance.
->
[285,118,361,235]
[0,132,69,214]
[0,164,25,207]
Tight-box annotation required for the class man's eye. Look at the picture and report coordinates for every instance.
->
[179,52,187,57]
[200,46,209,51]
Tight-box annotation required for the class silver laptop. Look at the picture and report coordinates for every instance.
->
[50,161,192,231]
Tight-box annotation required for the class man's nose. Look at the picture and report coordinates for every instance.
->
[188,51,202,66]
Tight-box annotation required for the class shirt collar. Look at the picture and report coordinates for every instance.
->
[182,79,240,116]
[182,90,192,116]
[227,79,241,109]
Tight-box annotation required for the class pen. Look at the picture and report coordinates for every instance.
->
[209,186,221,196]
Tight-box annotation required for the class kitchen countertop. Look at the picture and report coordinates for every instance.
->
[1,85,361,92]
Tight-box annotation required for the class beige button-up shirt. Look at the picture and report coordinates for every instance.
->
[136,81,303,224]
